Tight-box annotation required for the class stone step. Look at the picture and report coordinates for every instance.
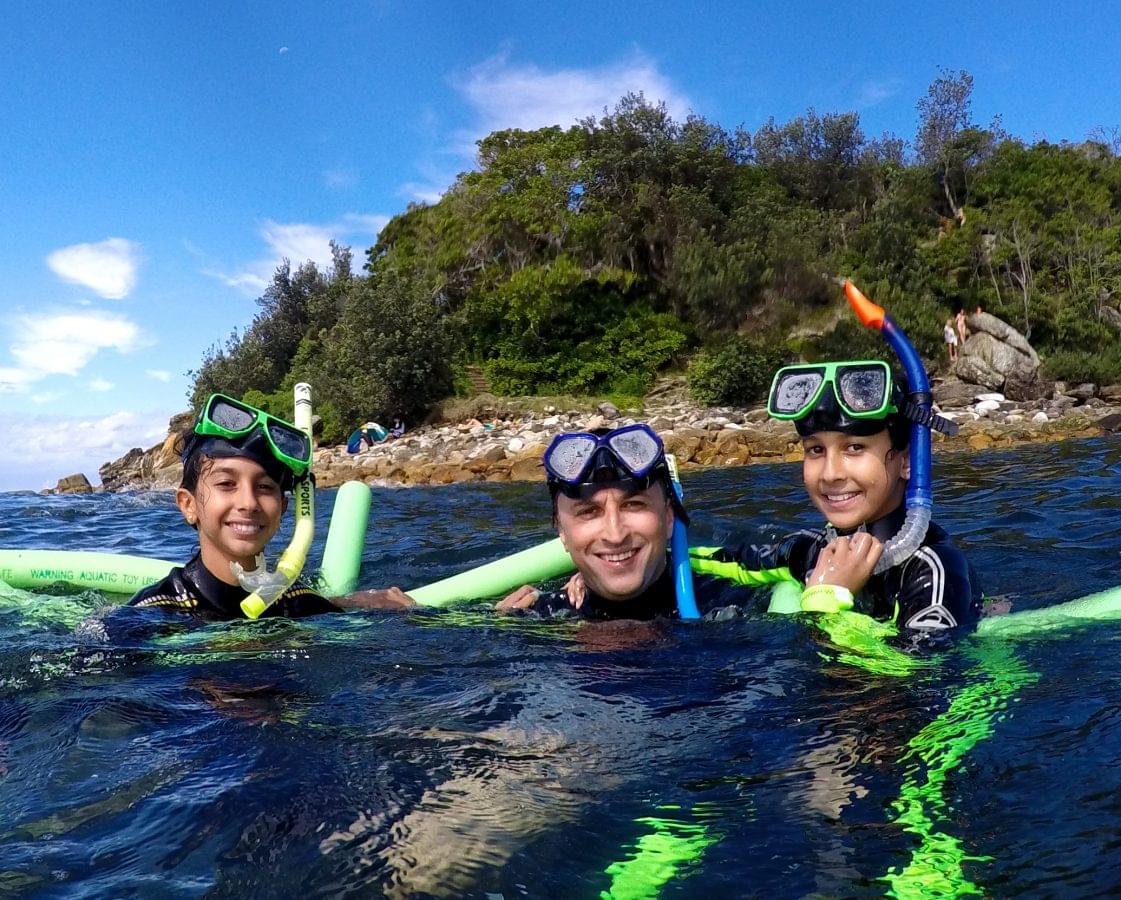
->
[465,365,491,395]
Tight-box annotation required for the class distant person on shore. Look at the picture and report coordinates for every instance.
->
[389,418,405,439]
[955,307,969,344]
[944,317,959,361]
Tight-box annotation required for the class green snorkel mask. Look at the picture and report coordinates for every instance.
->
[185,393,313,487]
[769,360,900,437]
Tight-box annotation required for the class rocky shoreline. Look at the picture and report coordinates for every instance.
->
[51,375,1121,495]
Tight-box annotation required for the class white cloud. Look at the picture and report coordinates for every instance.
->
[0,410,170,490]
[457,52,692,138]
[399,182,446,205]
[855,78,903,108]
[146,369,173,383]
[208,214,389,294]
[46,238,142,299]
[0,310,141,392]
[324,167,358,189]
[90,378,114,392]
[403,52,692,204]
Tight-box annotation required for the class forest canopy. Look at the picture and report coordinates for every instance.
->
[189,70,1121,440]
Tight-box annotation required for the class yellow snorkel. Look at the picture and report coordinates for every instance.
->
[237,382,316,619]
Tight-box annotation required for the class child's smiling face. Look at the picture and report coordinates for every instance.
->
[176,456,286,583]
[801,428,909,530]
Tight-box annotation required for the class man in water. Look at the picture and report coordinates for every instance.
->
[359,423,760,618]
[497,423,756,618]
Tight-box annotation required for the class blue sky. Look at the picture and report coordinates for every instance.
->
[1,1,1118,492]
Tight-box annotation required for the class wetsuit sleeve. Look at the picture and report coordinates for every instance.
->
[273,584,339,618]
[893,544,980,631]
[689,530,820,587]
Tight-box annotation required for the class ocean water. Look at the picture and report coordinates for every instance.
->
[2,439,1121,897]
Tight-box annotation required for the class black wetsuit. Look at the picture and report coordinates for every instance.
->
[525,559,760,621]
[128,552,337,621]
[691,504,982,631]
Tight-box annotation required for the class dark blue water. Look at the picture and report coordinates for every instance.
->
[2,440,1121,897]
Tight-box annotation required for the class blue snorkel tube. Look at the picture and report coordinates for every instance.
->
[844,280,944,574]
[666,453,700,619]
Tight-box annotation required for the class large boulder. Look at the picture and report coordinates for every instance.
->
[54,473,93,494]
[932,377,980,408]
[954,313,1039,391]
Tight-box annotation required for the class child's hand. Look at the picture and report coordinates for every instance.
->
[808,533,883,594]
[496,584,539,612]
[565,573,587,609]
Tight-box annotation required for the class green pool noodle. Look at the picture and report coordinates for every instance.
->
[0,549,175,595]
[602,814,717,900]
[408,537,576,607]
[766,579,802,614]
[317,481,372,596]
[975,583,1121,639]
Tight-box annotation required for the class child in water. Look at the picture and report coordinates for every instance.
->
[128,394,340,620]
[691,361,982,633]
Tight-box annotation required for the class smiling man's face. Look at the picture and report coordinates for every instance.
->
[555,482,674,602]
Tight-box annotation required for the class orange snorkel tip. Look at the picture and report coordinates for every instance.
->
[843,279,886,330]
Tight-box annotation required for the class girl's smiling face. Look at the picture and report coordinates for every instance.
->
[801,429,909,531]
[176,456,286,584]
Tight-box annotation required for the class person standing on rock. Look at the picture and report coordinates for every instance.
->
[955,307,969,345]
[944,317,959,362]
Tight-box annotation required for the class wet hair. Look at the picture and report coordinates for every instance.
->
[179,433,294,493]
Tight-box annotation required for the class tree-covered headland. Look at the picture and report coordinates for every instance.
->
[189,70,1121,442]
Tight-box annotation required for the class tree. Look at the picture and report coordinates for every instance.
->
[317,268,459,425]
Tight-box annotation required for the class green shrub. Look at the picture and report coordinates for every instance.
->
[1042,345,1121,385]
[688,337,789,406]
[485,306,687,396]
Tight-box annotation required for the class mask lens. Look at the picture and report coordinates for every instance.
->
[838,366,888,413]
[267,421,311,463]
[773,370,824,415]
[546,435,599,481]
[606,428,662,474]
[209,397,256,432]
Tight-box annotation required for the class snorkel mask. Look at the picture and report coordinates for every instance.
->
[182,393,313,489]
[769,283,958,573]
[544,424,700,619]
[182,388,316,618]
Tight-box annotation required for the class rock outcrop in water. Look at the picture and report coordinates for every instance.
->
[72,375,1121,493]
[95,411,193,493]
[54,473,93,494]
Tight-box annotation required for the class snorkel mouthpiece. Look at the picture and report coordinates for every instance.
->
[843,280,932,573]
[239,383,316,619]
